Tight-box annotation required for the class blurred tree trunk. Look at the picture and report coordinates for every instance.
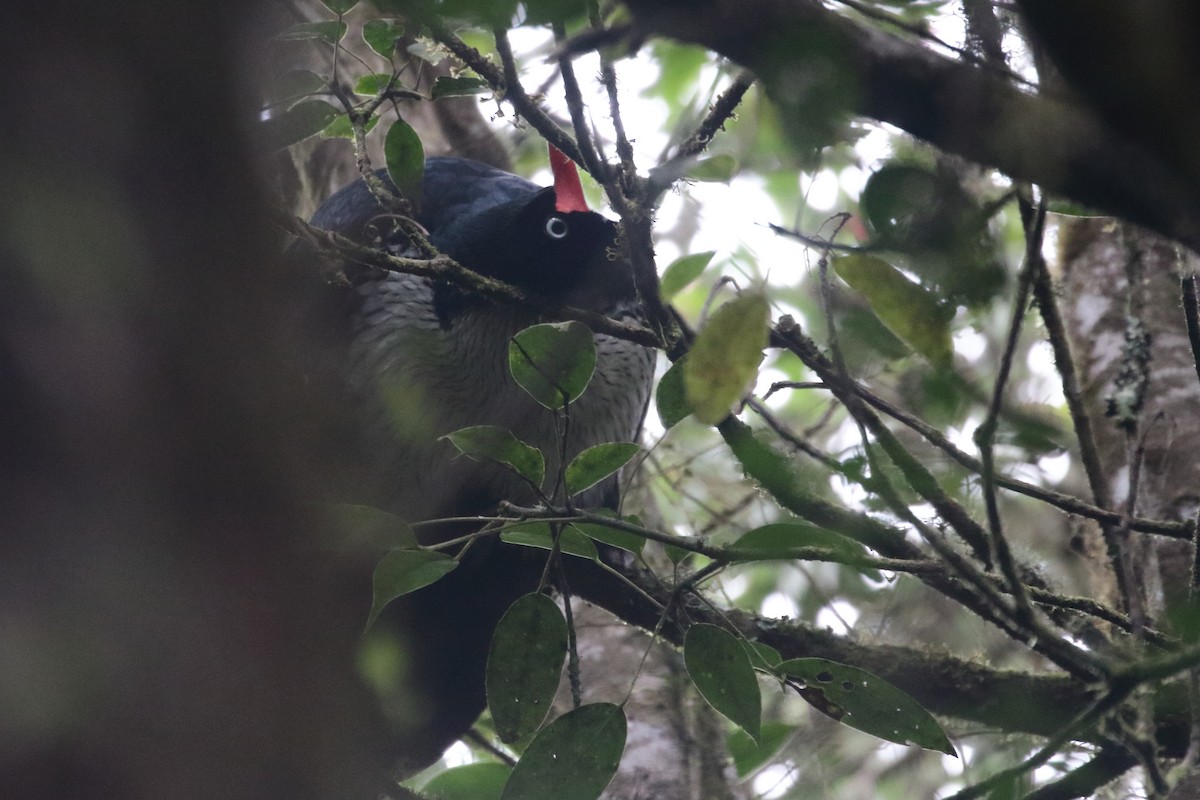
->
[0,2,402,798]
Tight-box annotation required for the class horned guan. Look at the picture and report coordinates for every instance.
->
[305,147,655,774]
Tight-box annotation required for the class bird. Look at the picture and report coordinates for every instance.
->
[303,145,655,774]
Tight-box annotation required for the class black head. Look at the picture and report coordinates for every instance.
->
[431,186,634,326]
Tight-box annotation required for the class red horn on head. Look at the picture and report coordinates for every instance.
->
[549,143,589,214]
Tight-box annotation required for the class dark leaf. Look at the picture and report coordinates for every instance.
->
[362,18,405,59]
[367,549,457,630]
[655,357,691,429]
[261,100,340,150]
[421,762,511,800]
[565,442,640,497]
[727,722,794,778]
[442,425,545,487]
[501,523,598,561]
[321,0,358,13]
[500,704,626,800]
[488,593,568,743]
[431,75,491,98]
[509,322,596,411]
[384,119,424,209]
[274,20,346,44]
[684,624,762,741]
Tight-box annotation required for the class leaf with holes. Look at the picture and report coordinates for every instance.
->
[442,425,544,487]
[367,549,456,630]
[488,594,568,744]
[684,624,761,741]
[384,119,424,208]
[500,703,626,800]
[685,293,769,425]
[509,322,596,410]
[565,442,640,497]
[778,658,955,755]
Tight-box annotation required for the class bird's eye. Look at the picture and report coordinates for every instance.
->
[544,216,569,240]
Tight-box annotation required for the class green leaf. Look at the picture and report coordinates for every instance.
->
[522,0,587,25]
[860,164,940,244]
[500,703,626,800]
[687,154,738,183]
[833,254,953,366]
[778,658,956,755]
[565,442,640,497]
[501,523,599,561]
[384,119,425,209]
[727,522,869,565]
[442,425,545,487]
[261,100,340,150]
[354,72,395,96]
[431,75,491,98]
[320,503,416,552]
[421,762,511,800]
[321,112,380,140]
[362,18,405,59]
[655,357,691,429]
[270,69,327,104]
[684,292,770,425]
[509,322,597,411]
[321,0,358,13]
[488,593,568,743]
[275,20,347,44]
[659,251,714,299]
[569,512,645,556]
[684,624,762,741]
[367,549,457,630]
[743,641,782,671]
[727,722,794,779]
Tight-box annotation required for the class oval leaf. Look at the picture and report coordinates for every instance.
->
[261,100,340,150]
[500,523,599,561]
[367,549,456,630]
[565,442,640,497]
[321,112,379,141]
[431,75,491,98]
[660,251,714,299]
[384,119,425,210]
[362,19,405,59]
[569,513,645,556]
[321,0,358,13]
[354,72,395,96]
[321,502,417,552]
[500,703,626,800]
[684,624,762,741]
[442,425,545,487]
[488,593,568,743]
[778,658,955,755]
[684,292,769,425]
[275,20,346,43]
[728,522,869,564]
[421,762,511,800]
[728,722,794,779]
[655,356,691,429]
[509,322,597,411]
[833,254,953,365]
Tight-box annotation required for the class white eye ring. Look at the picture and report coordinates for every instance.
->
[545,216,569,239]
